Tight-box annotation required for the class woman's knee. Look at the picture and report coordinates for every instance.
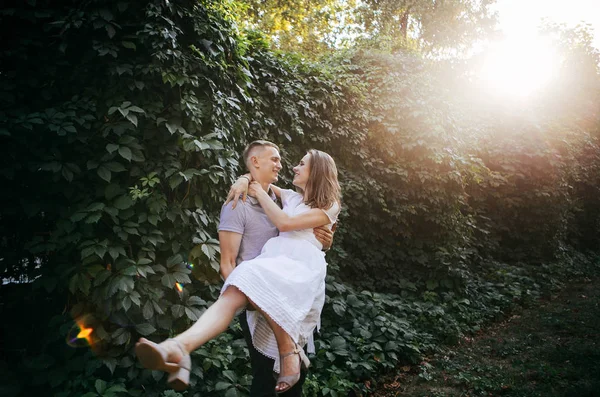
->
[221,286,248,308]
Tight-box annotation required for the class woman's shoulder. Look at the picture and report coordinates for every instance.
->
[321,200,340,224]
[281,188,301,199]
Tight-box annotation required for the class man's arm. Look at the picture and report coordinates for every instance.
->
[219,231,242,280]
[314,222,337,251]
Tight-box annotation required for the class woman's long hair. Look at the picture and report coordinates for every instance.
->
[301,149,341,210]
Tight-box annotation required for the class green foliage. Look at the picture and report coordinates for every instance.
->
[387,275,600,396]
[1,1,600,397]
[235,0,498,55]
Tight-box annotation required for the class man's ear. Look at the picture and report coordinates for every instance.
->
[250,155,260,169]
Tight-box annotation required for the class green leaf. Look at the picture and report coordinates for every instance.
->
[171,304,184,319]
[167,254,183,266]
[85,213,102,223]
[169,175,184,189]
[185,307,201,321]
[106,24,116,38]
[105,385,128,393]
[86,202,105,212]
[143,300,154,319]
[225,387,241,397]
[104,162,126,172]
[426,279,439,290]
[104,358,117,374]
[161,273,177,288]
[222,370,237,383]
[187,296,206,306]
[69,274,80,294]
[104,184,121,200]
[113,195,133,210]
[121,265,137,276]
[70,212,87,222]
[61,167,74,182]
[106,143,119,153]
[215,382,232,391]
[111,328,130,345]
[135,323,156,336]
[173,272,191,284]
[122,41,136,50]
[118,146,132,161]
[87,160,100,170]
[127,105,144,113]
[95,379,107,395]
[98,166,111,182]
[94,270,111,287]
[166,122,179,134]
[126,113,138,127]
[330,336,347,355]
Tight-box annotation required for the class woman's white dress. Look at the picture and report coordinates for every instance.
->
[221,189,339,373]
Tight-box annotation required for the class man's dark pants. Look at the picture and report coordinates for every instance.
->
[238,313,306,397]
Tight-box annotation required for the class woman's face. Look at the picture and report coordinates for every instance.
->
[292,153,311,189]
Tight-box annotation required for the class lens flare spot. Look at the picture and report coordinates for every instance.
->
[67,318,95,348]
[175,282,183,292]
[77,326,93,339]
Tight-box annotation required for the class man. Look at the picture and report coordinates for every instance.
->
[218,140,334,397]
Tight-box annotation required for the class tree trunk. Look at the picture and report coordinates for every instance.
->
[400,10,410,40]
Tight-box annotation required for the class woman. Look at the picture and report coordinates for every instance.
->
[135,149,341,393]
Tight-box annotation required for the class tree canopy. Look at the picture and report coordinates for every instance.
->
[237,0,498,55]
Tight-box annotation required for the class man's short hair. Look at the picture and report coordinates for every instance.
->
[242,140,279,170]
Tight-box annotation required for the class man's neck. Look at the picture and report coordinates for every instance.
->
[251,176,271,192]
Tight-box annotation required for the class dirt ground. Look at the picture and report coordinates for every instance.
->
[372,278,600,397]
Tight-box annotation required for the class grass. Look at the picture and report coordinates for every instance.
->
[372,278,600,397]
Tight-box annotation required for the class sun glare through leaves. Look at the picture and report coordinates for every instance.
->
[479,35,559,98]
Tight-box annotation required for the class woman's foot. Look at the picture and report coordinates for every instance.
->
[135,338,191,391]
[275,344,310,394]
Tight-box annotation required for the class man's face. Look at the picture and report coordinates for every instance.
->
[253,147,282,184]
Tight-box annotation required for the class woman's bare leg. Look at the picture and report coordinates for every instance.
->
[247,298,300,392]
[158,286,248,361]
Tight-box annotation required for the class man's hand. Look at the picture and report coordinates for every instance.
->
[225,175,251,209]
[248,181,266,198]
[314,222,337,251]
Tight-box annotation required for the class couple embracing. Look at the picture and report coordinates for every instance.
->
[135,140,341,396]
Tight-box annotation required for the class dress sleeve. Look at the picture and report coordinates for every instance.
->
[279,189,297,207]
[321,201,340,225]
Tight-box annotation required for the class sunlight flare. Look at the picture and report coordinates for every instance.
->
[175,282,184,292]
[76,326,93,339]
[479,35,558,98]
[67,318,95,348]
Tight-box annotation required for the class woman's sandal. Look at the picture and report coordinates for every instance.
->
[275,344,310,394]
[135,338,191,391]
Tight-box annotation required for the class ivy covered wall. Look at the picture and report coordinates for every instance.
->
[1,1,599,396]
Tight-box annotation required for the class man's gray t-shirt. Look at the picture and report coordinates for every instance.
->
[218,192,279,264]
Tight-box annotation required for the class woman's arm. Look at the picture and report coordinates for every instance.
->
[225,174,282,208]
[250,183,330,232]
[269,184,282,199]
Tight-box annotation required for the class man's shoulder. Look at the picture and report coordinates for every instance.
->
[218,200,250,233]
